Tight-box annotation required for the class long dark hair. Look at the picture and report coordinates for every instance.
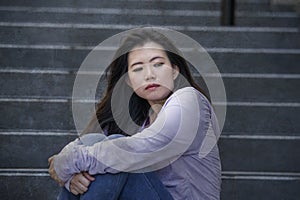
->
[82,28,208,136]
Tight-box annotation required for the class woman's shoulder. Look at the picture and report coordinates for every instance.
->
[164,87,210,108]
[174,86,199,95]
[171,87,209,102]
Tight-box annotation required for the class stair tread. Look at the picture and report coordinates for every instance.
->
[1,134,300,171]
[1,25,300,49]
[1,72,300,102]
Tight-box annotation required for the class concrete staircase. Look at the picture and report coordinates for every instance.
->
[0,0,300,199]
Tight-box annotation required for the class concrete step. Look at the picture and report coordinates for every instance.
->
[236,2,297,12]
[1,171,299,200]
[221,177,300,200]
[0,0,221,11]
[223,105,300,134]
[1,8,299,27]
[0,0,295,13]
[0,8,220,26]
[0,72,76,99]
[1,72,300,103]
[219,137,300,172]
[197,75,300,102]
[1,0,295,13]
[0,101,75,131]
[0,101,299,133]
[0,175,59,200]
[1,134,299,172]
[236,12,300,27]
[1,47,300,74]
[236,0,270,3]
[0,134,75,168]
[1,25,299,49]
[210,50,300,74]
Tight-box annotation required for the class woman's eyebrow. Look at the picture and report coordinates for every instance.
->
[149,56,164,62]
[130,61,143,68]
[130,56,165,68]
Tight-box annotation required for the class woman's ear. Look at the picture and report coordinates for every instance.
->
[172,65,180,80]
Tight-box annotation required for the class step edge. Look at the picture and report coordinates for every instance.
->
[1,43,300,54]
[2,69,300,79]
[1,131,300,140]
[0,97,300,107]
[0,169,299,181]
[0,22,298,33]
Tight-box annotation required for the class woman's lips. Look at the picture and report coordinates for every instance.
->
[145,84,160,90]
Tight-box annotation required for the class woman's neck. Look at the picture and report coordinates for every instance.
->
[148,101,164,125]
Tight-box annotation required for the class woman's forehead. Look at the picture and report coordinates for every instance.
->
[128,48,168,64]
[130,42,165,52]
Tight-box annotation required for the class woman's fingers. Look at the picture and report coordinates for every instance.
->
[70,173,91,194]
[69,184,80,195]
[82,172,95,181]
[48,156,53,165]
[71,182,88,194]
[77,174,90,188]
[69,183,78,195]
[70,182,87,195]
[70,190,79,195]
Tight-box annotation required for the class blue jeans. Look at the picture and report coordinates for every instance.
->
[57,133,174,200]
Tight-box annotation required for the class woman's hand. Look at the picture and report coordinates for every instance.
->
[70,172,95,195]
[48,155,65,186]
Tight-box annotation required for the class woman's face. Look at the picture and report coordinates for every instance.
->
[127,42,179,106]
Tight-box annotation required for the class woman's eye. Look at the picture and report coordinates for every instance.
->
[154,63,164,67]
[132,67,143,72]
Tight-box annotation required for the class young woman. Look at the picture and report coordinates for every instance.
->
[48,28,221,200]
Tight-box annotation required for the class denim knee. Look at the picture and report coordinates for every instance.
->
[80,173,128,200]
[107,134,125,140]
[57,187,79,200]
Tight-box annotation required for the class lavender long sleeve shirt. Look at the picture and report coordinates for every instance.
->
[54,87,222,199]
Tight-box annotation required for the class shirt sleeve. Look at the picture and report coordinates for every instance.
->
[54,87,205,182]
[57,138,81,189]
[64,176,73,191]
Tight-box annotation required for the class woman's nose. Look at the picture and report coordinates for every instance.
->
[144,65,156,80]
